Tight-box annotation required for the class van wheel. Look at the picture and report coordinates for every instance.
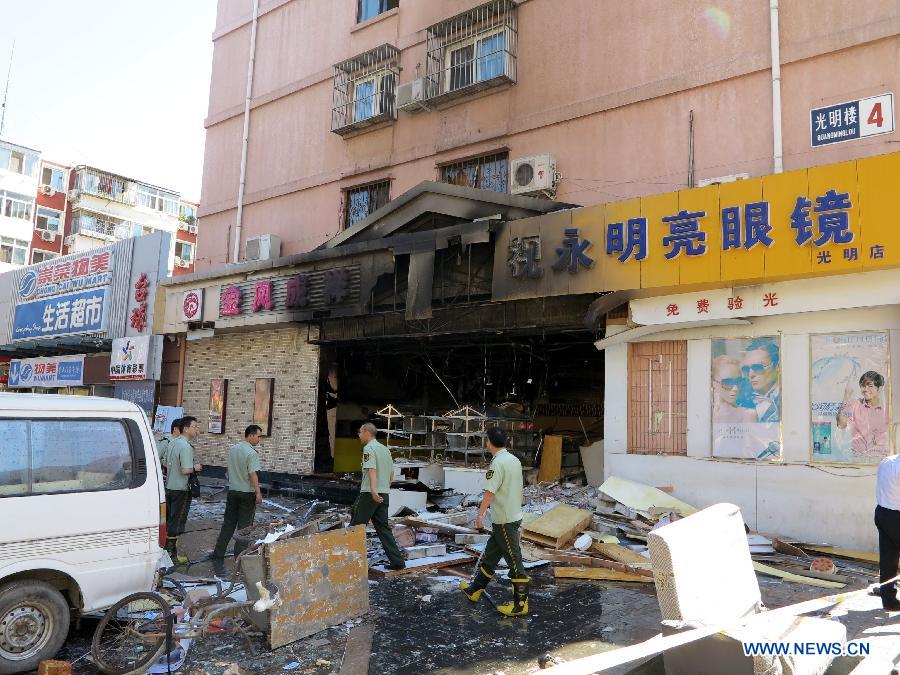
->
[0,580,70,675]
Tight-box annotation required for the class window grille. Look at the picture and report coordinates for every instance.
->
[344,180,390,229]
[332,44,399,136]
[439,152,509,193]
[425,0,517,105]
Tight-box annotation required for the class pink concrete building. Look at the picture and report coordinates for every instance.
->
[198,0,898,269]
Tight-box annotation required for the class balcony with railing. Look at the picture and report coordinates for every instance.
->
[71,209,135,241]
[70,166,180,216]
[332,44,399,136]
[425,0,517,107]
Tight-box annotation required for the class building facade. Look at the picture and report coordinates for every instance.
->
[197,0,898,269]
[0,140,40,272]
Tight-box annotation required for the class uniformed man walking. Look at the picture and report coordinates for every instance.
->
[350,423,405,570]
[460,427,529,616]
[165,416,202,565]
[211,425,264,576]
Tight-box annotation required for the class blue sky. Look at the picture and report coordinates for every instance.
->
[0,1,216,201]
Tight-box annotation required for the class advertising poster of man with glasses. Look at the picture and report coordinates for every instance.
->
[711,337,782,459]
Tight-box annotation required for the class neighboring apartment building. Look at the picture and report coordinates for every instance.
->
[197,0,898,270]
[0,139,40,272]
[29,159,69,264]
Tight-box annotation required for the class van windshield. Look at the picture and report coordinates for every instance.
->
[0,419,133,497]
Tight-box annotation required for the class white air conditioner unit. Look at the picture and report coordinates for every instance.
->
[697,173,750,188]
[511,154,559,197]
[174,256,191,269]
[63,235,76,248]
[40,185,52,196]
[67,189,81,201]
[39,230,56,242]
[245,234,281,262]
[396,78,429,113]
[187,223,198,235]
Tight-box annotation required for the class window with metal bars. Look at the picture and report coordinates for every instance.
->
[628,341,688,456]
[439,152,509,193]
[332,44,399,136]
[344,180,390,229]
[425,0,517,104]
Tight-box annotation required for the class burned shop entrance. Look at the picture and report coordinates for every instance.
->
[313,296,604,488]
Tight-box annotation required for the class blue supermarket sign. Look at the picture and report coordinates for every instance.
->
[811,93,894,147]
[12,287,108,341]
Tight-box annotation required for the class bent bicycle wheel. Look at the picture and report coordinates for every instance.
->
[91,591,171,675]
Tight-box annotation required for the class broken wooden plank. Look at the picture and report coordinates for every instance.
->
[401,517,477,535]
[534,550,654,578]
[599,476,697,516]
[553,566,654,583]
[759,562,852,585]
[338,623,374,675]
[591,542,650,565]
[752,561,845,589]
[522,504,593,549]
[799,545,878,564]
[370,552,476,577]
[769,536,808,558]
[538,434,564,482]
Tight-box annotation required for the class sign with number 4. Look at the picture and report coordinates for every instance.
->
[859,93,894,138]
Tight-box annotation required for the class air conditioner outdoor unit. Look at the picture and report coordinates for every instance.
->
[396,78,429,113]
[174,257,191,269]
[245,234,282,262]
[39,230,56,242]
[187,223,199,234]
[40,185,52,196]
[67,189,81,201]
[511,154,559,197]
[697,173,750,188]
[63,235,76,248]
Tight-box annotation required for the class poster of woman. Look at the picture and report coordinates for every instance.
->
[208,378,227,434]
[711,337,781,460]
[811,332,890,463]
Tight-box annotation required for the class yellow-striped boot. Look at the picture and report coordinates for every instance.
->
[497,577,529,617]
[460,566,493,602]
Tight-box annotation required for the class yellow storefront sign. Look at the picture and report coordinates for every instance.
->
[493,151,900,301]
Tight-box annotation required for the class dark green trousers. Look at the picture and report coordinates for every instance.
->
[350,492,405,567]
[480,520,526,578]
[166,489,192,537]
[212,491,258,559]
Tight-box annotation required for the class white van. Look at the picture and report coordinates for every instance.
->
[0,394,165,673]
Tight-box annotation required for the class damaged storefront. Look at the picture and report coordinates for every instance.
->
[157,182,607,491]
[0,232,170,411]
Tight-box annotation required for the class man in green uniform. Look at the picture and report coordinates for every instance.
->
[350,422,405,570]
[165,416,202,565]
[211,425,264,576]
[460,427,528,616]
[157,418,182,481]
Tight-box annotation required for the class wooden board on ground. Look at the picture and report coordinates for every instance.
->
[524,547,654,578]
[591,542,651,565]
[339,622,374,675]
[554,566,654,583]
[799,545,878,563]
[752,561,845,589]
[370,552,476,577]
[538,435,564,482]
[522,504,593,549]
[266,525,369,649]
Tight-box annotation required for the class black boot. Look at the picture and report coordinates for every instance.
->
[460,566,493,602]
[497,577,529,617]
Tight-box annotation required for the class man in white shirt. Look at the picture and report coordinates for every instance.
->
[875,454,900,611]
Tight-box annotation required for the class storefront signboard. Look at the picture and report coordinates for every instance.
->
[711,337,781,460]
[8,355,85,388]
[114,380,156,414]
[218,266,361,318]
[810,332,890,464]
[13,287,108,340]
[110,335,152,381]
[182,289,203,322]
